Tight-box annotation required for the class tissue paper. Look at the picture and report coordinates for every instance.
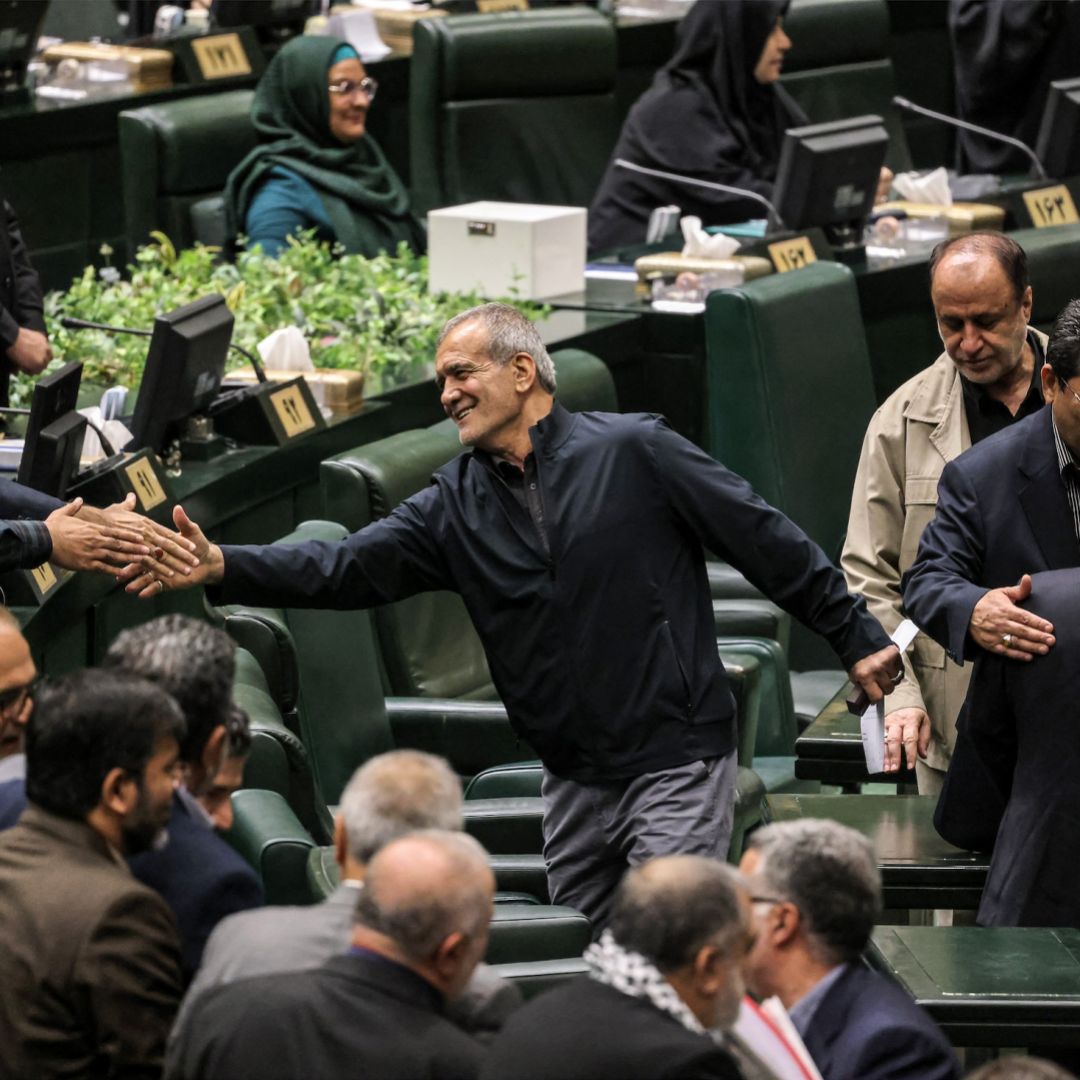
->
[680,216,740,259]
[892,167,952,207]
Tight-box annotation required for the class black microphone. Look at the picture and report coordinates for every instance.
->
[891,96,1048,180]
[615,159,785,228]
[60,315,268,384]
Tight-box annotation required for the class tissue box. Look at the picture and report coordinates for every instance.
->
[224,369,364,414]
[427,202,586,301]
[878,201,1006,234]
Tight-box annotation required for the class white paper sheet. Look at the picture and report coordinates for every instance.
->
[861,618,920,774]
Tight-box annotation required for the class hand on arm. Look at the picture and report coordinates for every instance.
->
[119,505,223,597]
[883,706,931,771]
[5,327,51,373]
[969,573,1055,660]
[44,498,151,573]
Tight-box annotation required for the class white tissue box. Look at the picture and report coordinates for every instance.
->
[427,202,586,301]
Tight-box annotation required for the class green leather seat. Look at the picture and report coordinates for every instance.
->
[705,261,877,672]
[225,788,317,905]
[409,7,618,215]
[118,90,256,253]
[781,0,912,172]
[1013,223,1080,334]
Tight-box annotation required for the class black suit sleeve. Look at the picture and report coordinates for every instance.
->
[902,459,990,664]
[650,418,891,669]
[0,200,45,350]
[0,479,64,520]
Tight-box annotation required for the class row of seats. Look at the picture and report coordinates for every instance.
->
[118,0,912,254]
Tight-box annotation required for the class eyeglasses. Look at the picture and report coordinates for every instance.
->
[749,894,785,906]
[327,77,378,101]
[0,676,40,715]
[1059,377,1080,408]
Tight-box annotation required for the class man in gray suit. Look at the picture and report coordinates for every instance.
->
[169,750,519,1066]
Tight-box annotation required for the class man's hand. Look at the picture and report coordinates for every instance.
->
[970,574,1054,660]
[79,494,199,577]
[848,643,902,706]
[119,505,224,598]
[6,328,52,374]
[884,707,930,772]
[44,498,150,573]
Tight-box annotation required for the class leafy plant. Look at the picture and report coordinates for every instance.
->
[26,232,548,407]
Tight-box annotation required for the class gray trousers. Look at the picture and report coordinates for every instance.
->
[541,749,738,930]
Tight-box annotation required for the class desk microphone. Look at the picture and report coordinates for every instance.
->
[60,314,268,384]
[614,159,785,228]
[891,96,1047,180]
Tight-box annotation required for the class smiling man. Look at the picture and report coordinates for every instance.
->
[843,233,1047,794]
[125,302,899,927]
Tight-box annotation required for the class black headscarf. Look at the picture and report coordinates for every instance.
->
[588,0,807,253]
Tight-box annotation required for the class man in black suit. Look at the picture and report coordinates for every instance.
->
[0,198,51,407]
[168,830,493,1080]
[481,855,748,1080]
[936,568,1080,927]
[740,820,959,1080]
[107,615,263,979]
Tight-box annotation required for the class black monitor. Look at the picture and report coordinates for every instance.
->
[211,0,313,44]
[1036,77,1080,180]
[128,294,234,456]
[17,360,84,495]
[0,0,48,99]
[771,115,890,246]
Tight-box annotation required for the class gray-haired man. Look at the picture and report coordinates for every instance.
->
[128,301,899,928]
[739,819,959,1080]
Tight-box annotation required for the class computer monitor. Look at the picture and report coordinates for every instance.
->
[128,294,234,456]
[17,359,84,494]
[211,0,313,45]
[0,0,49,99]
[1035,77,1080,180]
[771,115,890,246]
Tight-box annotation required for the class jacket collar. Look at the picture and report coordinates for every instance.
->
[529,400,577,454]
[799,963,859,1064]
[326,949,445,1014]
[19,803,128,869]
[1017,407,1080,569]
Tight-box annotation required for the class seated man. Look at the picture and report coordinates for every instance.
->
[740,819,959,1080]
[168,831,493,1080]
[172,748,518,1061]
[0,669,184,1077]
[481,856,747,1080]
[0,607,38,797]
[106,615,263,978]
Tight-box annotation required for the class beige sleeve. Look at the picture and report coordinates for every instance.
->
[842,408,928,717]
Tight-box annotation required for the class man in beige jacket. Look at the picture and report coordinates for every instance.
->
[843,233,1047,794]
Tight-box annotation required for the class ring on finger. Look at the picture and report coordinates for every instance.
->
[1002,633,1013,647]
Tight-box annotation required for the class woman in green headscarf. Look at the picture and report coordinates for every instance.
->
[224,35,424,259]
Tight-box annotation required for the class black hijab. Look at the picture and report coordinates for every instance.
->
[588,0,807,252]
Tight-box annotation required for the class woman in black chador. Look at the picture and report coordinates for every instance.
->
[588,0,804,252]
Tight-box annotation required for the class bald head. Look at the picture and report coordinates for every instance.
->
[929,232,1029,304]
[609,856,749,972]
[338,750,464,866]
[354,830,494,963]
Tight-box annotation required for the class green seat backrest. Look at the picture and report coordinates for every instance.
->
[320,349,617,700]
[226,788,317,906]
[706,262,875,563]
[718,637,799,758]
[118,89,256,253]
[1012,223,1080,333]
[781,0,911,172]
[225,521,396,806]
[409,7,618,215]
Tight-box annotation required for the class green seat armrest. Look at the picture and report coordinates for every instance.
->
[487,904,591,965]
[224,789,317,906]
[463,797,544,855]
[489,853,549,903]
[464,762,543,800]
[306,844,341,901]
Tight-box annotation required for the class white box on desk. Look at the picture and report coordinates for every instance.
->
[426,202,586,300]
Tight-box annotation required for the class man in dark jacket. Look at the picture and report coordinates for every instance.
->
[126,302,899,926]
[740,820,960,1080]
[0,199,51,407]
[481,855,748,1080]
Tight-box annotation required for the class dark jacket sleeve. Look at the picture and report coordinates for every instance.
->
[216,488,451,609]
[649,419,890,669]
[0,200,45,350]
[901,459,989,664]
[0,479,64,521]
[846,1023,961,1080]
[0,519,52,572]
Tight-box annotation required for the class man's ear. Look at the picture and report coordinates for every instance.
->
[431,930,468,980]
[333,815,348,870]
[509,351,538,393]
[768,901,801,948]
[101,766,137,817]
[200,724,228,782]
[693,944,728,995]
[1041,362,1059,404]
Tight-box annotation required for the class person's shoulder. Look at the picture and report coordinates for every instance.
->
[833,965,941,1032]
[947,405,1048,479]
[877,353,957,423]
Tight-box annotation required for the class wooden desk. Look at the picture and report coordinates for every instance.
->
[870,927,1080,1048]
[767,794,987,909]
[795,681,918,788]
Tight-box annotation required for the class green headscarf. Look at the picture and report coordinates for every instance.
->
[224,35,424,258]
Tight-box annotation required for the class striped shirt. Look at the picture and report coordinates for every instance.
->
[1051,418,1080,546]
